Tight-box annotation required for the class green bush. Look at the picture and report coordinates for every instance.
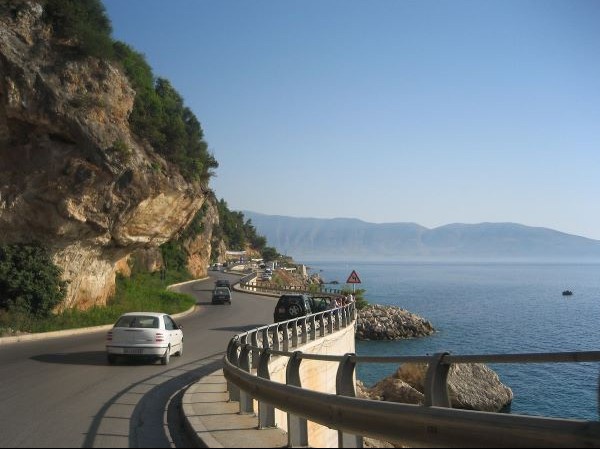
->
[113,42,219,183]
[0,243,68,317]
[43,0,115,59]
[214,198,272,254]
[159,241,190,276]
[341,287,369,310]
[0,270,195,335]
[43,1,218,184]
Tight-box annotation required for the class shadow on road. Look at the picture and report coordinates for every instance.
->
[31,351,109,366]
[31,351,172,366]
[211,324,268,332]
[83,354,224,448]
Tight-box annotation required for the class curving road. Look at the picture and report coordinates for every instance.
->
[0,273,276,448]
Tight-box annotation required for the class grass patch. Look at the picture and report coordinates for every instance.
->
[0,270,196,335]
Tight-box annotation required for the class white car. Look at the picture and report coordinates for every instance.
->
[106,312,183,365]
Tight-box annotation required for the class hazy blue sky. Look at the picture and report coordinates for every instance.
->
[102,0,600,240]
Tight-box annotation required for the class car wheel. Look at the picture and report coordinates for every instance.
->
[107,354,117,365]
[161,346,171,365]
[177,341,183,357]
[287,303,302,317]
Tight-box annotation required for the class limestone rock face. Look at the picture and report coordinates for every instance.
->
[181,199,221,279]
[0,2,208,309]
[356,304,435,340]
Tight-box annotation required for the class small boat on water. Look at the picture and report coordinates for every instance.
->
[562,290,573,296]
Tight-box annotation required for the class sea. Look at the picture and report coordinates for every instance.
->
[301,260,600,421]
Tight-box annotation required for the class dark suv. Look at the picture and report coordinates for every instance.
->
[215,279,231,289]
[212,287,232,305]
[273,294,313,322]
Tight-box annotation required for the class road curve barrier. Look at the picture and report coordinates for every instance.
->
[223,304,600,448]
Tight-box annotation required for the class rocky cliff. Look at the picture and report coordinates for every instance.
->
[356,304,435,340]
[0,2,210,309]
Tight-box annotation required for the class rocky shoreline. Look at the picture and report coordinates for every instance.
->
[354,303,513,448]
[356,304,435,340]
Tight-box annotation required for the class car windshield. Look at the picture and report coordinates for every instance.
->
[114,315,159,329]
[214,288,230,295]
[311,297,330,312]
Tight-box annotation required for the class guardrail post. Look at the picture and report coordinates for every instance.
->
[309,315,316,341]
[424,352,451,407]
[251,331,260,370]
[336,354,363,448]
[291,320,299,347]
[286,351,308,447]
[238,345,255,414]
[226,338,241,402]
[341,306,348,328]
[261,328,270,350]
[327,312,334,334]
[334,309,341,331]
[272,325,281,352]
[283,323,290,351]
[301,317,308,344]
[319,313,326,337]
[257,350,276,429]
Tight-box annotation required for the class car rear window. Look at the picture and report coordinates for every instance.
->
[115,315,159,329]
[214,288,230,295]
[278,295,304,306]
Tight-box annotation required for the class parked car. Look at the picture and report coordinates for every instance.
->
[273,294,313,322]
[310,296,332,313]
[212,286,232,305]
[106,312,183,365]
[215,279,232,289]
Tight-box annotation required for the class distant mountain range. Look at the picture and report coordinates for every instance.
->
[243,211,600,261]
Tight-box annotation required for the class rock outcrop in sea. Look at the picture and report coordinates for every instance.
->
[354,302,513,448]
[356,304,435,340]
[358,362,513,412]
[357,361,514,447]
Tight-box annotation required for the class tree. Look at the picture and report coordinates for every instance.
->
[43,0,114,59]
[261,246,280,262]
[0,243,68,316]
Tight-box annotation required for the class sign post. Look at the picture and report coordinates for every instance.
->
[346,270,361,293]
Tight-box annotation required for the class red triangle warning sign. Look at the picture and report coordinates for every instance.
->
[346,270,361,284]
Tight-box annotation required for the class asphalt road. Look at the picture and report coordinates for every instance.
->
[0,273,276,448]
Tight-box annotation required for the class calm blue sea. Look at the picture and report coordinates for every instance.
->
[302,260,600,421]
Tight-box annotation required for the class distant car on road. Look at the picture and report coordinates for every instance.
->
[106,312,183,365]
[212,287,232,305]
[215,279,232,289]
[273,294,313,322]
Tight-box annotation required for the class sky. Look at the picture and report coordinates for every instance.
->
[102,0,600,240]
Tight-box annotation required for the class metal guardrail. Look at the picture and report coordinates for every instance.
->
[223,305,600,448]
[239,277,344,296]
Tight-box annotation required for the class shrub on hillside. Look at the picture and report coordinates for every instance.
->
[0,243,68,317]
[43,0,115,59]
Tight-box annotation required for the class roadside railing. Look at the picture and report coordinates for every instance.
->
[239,276,344,296]
[223,306,600,448]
